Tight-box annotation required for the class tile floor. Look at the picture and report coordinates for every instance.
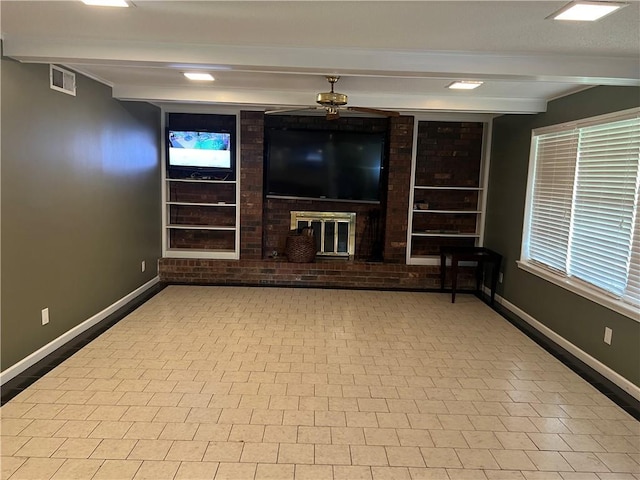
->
[1,285,638,480]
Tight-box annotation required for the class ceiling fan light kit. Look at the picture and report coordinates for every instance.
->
[316,76,348,107]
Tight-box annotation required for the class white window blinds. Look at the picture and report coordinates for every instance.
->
[528,130,578,273]
[524,109,640,309]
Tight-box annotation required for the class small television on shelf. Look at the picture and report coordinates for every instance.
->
[167,130,233,177]
[265,129,386,203]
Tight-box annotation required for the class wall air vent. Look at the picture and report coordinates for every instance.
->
[49,65,76,96]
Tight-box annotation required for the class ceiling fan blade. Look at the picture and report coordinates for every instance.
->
[265,106,318,115]
[347,106,400,117]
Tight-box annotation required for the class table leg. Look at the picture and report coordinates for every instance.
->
[440,253,446,291]
[451,256,458,303]
[490,256,501,306]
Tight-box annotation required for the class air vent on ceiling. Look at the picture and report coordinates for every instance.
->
[50,65,76,96]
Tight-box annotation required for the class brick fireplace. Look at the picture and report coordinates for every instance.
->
[158,112,478,291]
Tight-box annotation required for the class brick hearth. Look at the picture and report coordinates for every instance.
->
[159,258,476,291]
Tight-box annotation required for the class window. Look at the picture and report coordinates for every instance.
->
[521,108,640,318]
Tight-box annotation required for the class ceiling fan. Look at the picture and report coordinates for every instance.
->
[266,76,400,120]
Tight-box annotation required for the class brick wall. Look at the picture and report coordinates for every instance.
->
[415,121,483,187]
[411,121,484,257]
[159,257,477,290]
[383,116,414,263]
[263,115,388,260]
[239,111,264,259]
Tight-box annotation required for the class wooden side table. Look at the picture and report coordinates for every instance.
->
[440,246,502,305]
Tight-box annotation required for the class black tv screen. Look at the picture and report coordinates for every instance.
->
[266,129,385,203]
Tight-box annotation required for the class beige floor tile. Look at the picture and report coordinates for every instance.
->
[255,463,295,480]
[251,408,284,425]
[295,464,333,480]
[240,442,279,463]
[526,450,575,471]
[120,406,160,423]
[88,438,137,460]
[386,446,426,467]
[495,431,537,450]
[420,447,463,468]
[490,449,536,470]
[15,437,66,458]
[1,418,33,436]
[194,424,232,442]
[315,444,352,465]
[1,456,27,479]
[51,458,103,479]
[334,465,373,480]
[431,431,469,449]
[215,461,257,479]
[378,413,411,429]
[8,457,66,480]
[164,440,208,461]
[351,445,389,466]
[19,419,66,437]
[186,407,222,424]
[263,425,298,443]
[397,428,434,447]
[51,437,101,459]
[278,443,314,464]
[158,422,199,440]
[407,466,451,479]
[560,452,611,472]
[203,441,245,462]
[371,465,412,479]
[455,448,500,469]
[332,426,367,445]
[359,398,390,413]
[228,424,265,442]
[2,436,31,457]
[124,421,167,440]
[298,425,332,444]
[594,453,640,473]
[174,461,219,479]
[461,431,503,449]
[127,439,173,460]
[218,408,253,424]
[133,460,181,479]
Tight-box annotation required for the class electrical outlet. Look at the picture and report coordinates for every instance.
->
[141,260,146,273]
[498,272,504,283]
[604,327,612,345]
[41,308,50,326]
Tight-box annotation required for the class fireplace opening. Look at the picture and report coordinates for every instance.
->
[291,211,356,259]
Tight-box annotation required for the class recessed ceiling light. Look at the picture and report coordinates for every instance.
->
[184,73,215,81]
[447,81,484,90]
[549,1,627,21]
[82,0,130,7]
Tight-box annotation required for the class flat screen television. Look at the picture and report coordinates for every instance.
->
[167,130,233,176]
[265,129,385,203]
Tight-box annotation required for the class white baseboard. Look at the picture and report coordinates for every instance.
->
[1,276,160,386]
[483,287,640,402]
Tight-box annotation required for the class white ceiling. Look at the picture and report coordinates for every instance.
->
[2,0,639,115]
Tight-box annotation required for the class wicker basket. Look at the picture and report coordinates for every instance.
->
[286,227,316,263]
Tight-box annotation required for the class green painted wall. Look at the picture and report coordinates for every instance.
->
[484,86,640,385]
[1,58,161,371]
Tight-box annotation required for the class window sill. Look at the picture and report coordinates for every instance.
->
[516,260,639,322]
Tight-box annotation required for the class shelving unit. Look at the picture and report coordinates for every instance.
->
[406,120,489,265]
[163,177,239,259]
